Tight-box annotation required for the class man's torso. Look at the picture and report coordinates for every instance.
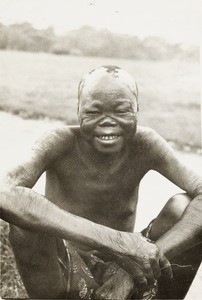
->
[44,126,153,233]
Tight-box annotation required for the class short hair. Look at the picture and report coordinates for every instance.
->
[77,65,139,110]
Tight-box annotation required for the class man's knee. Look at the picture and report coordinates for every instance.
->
[9,225,40,249]
[9,225,55,265]
[150,193,191,241]
[9,225,40,265]
[10,225,30,251]
[163,193,191,223]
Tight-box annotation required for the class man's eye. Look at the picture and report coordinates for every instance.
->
[86,111,100,115]
[116,110,128,114]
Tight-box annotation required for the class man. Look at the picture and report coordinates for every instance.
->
[0,65,201,299]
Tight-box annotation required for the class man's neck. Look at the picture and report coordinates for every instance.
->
[77,137,127,169]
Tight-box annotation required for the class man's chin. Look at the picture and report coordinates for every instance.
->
[93,138,123,154]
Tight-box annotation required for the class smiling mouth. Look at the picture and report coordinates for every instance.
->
[98,135,119,140]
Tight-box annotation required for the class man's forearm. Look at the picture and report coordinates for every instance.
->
[156,195,202,260]
[1,183,174,288]
[0,185,119,252]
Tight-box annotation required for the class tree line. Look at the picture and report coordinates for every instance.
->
[0,22,198,60]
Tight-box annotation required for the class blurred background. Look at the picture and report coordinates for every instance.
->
[0,0,201,298]
[0,0,201,149]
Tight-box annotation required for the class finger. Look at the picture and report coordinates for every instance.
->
[135,274,148,293]
[94,286,112,300]
[142,262,156,288]
[114,255,148,291]
[159,256,173,279]
[94,269,134,300]
[150,258,161,280]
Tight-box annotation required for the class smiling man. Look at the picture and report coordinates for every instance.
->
[77,66,138,155]
[1,66,202,299]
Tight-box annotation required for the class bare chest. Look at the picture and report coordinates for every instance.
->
[45,150,148,230]
[51,151,146,195]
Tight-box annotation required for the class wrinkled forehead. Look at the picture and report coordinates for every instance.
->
[78,66,138,102]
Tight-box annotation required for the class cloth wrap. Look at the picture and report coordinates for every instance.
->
[58,221,157,299]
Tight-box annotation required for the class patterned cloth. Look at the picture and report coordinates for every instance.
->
[58,241,134,299]
[57,221,157,299]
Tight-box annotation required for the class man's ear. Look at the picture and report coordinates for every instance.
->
[77,105,81,123]
[134,103,139,122]
[136,111,139,122]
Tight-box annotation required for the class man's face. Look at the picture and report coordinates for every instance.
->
[78,72,138,154]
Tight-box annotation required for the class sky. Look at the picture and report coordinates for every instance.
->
[0,0,201,44]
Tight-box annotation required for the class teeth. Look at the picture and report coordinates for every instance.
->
[99,135,118,140]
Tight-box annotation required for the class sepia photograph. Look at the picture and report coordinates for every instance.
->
[0,0,201,299]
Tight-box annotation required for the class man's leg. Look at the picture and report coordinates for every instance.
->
[9,225,67,298]
[149,193,202,299]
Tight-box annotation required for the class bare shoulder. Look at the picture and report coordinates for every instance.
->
[4,125,79,187]
[134,126,172,159]
[134,126,164,147]
[135,127,202,195]
[135,126,156,141]
[32,125,79,164]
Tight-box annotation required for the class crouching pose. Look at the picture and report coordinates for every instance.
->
[1,66,202,299]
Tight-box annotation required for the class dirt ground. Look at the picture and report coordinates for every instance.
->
[0,111,201,299]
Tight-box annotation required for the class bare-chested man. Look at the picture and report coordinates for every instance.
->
[1,66,202,299]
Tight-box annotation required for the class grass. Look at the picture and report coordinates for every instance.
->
[0,50,201,148]
[0,220,27,298]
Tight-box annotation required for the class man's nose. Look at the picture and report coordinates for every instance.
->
[99,116,117,127]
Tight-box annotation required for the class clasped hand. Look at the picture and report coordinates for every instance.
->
[109,232,172,292]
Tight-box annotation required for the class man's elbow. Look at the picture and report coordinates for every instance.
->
[0,173,23,220]
[191,176,202,199]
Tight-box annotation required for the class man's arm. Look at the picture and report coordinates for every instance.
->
[0,127,172,288]
[1,126,116,248]
[148,129,202,260]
